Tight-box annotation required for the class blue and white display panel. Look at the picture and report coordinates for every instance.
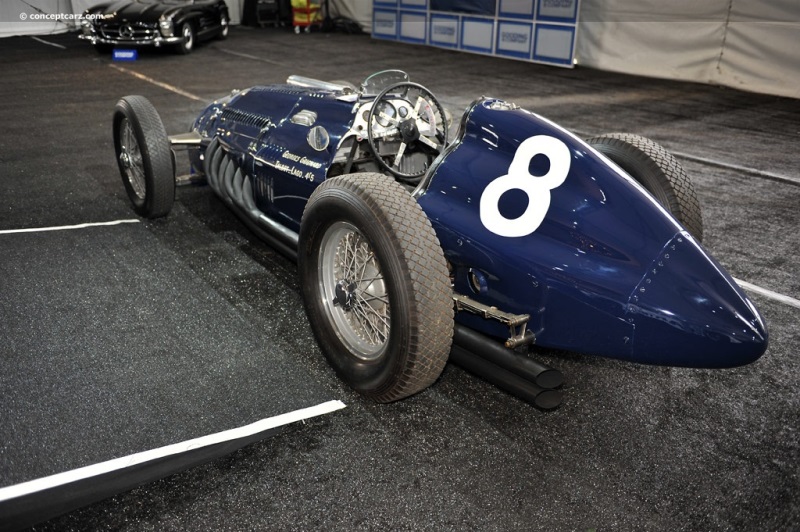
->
[429,14,459,48]
[537,0,578,22]
[496,21,532,59]
[499,0,533,19]
[372,9,399,38]
[400,0,428,10]
[460,17,494,54]
[372,0,578,67]
[533,23,574,65]
[400,11,428,43]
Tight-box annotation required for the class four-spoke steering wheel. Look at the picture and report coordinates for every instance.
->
[366,82,449,182]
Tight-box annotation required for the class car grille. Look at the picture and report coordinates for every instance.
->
[220,108,275,131]
[99,22,159,41]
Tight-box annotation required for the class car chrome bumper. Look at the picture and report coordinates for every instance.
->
[78,34,184,47]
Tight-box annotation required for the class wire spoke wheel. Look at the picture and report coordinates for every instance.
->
[299,173,453,402]
[320,222,390,360]
[119,118,146,200]
[112,95,175,218]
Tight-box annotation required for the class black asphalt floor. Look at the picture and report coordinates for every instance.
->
[1,27,798,530]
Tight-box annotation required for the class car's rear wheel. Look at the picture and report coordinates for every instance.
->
[113,95,175,218]
[586,133,703,241]
[298,173,453,402]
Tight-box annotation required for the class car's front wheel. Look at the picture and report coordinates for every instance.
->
[298,173,453,402]
[218,14,229,39]
[112,95,175,218]
[176,22,195,54]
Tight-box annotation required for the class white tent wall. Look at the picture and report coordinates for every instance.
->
[576,0,800,99]
[328,0,370,32]
[1,0,78,38]
[0,0,242,39]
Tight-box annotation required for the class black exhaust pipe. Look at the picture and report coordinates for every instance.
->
[453,325,563,389]
[450,325,563,410]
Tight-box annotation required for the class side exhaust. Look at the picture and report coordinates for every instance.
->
[451,324,563,410]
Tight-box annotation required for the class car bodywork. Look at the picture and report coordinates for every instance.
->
[113,71,768,406]
[79,0,228,51]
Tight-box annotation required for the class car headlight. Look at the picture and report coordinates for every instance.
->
[159,19,174,37]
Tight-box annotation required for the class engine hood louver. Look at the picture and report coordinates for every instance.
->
[219,107,274,131]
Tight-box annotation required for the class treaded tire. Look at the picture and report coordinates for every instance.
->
[113,95,175,218]
[218,13,229,39]
[176,22,195,54]
[586,133,703,241]
[298,173,453,402]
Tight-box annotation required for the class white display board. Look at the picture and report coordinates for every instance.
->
[373,0,579,67]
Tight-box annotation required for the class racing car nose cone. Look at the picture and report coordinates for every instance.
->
[627,233,768,368]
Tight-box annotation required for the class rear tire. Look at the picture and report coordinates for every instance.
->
[298,173,453,402]
[113,95,175,218]
[586,133,703,241]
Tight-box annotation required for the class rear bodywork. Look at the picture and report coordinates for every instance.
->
[184,78,768,369]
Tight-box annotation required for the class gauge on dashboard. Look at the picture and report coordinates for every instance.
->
[373,101,397,127]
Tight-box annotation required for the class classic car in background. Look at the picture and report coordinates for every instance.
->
[80,0,229,54]
[111,70,768,408]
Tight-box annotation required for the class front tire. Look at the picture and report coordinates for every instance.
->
[112,95,175,218]
[298,173,453,402]
[218,14,229,39]
[176,22,195,54]
[586,133,704,241]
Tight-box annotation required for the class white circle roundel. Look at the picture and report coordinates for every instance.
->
[479,135,571,238]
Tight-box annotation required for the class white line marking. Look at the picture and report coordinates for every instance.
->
[672,151,800,188]
[217,47,291,67]
[108,64,205,102]
[0,219,140,235]
[30,36,66,49]
[0,400,346,503]
[734,278,800,310]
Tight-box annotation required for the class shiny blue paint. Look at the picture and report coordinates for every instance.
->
[189,85,768,369]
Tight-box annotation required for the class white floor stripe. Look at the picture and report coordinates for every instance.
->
[109,64,205,102]
[0,400,346,503]
[30,36,67,50]
[216,47,291,67]
[734,278,800,310]
[0,219,139,235]
[672,151,800,188]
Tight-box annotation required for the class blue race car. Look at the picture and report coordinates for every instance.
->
[113,70,768,407]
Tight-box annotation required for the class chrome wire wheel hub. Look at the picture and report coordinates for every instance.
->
[319,222,390,361]
[119,118,146,200]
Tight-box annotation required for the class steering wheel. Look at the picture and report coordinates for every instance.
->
[366,82,449,182]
